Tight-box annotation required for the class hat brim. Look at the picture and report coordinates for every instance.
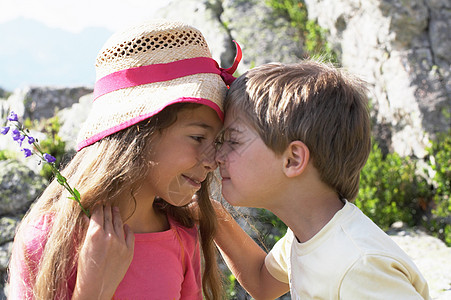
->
[76,72,226,151]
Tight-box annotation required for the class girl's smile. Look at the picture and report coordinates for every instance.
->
[142,105,222,207]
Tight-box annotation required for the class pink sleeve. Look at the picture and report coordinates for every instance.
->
[8,215,52,299]
[178,225,202,300]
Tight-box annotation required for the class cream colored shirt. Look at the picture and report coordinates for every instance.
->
[265,201,430,299]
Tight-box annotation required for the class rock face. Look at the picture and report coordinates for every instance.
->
[7,86,92,121]
[304,0,451,157]
[57,93,93,150]
[158,0,303,75]
[0,160,47,215]
[220,0,303,71]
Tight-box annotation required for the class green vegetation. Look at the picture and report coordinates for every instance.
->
[424,131,451,245]
[37,116,67,180]
[0,149,17,160]
[356,142,430,229]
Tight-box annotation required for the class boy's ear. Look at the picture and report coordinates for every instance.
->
[282,141,310,178]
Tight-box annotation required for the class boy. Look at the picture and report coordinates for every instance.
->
[214,61,430,299]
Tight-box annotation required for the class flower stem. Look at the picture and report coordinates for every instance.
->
[15,122,91,217]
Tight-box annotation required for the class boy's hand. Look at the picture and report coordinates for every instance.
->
[72,205,135,300]
[188,197,231,224]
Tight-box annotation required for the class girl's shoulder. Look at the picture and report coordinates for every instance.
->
[168,216,199,247]
[15,214,54,255]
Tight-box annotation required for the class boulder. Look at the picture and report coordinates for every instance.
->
[57,92,93,151]
[0,160,47,215]
[7,86,92,121]
[0,216,20,245]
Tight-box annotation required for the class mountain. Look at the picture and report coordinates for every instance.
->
[0,18,112,91]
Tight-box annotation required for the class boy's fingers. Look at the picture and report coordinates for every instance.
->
[112,206,124,236]
[103,205,113,232]
[81,214,90,225]
[90,206,104,229]
[124,224,135,249]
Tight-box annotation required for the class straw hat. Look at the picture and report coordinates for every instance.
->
[76,19,241,151]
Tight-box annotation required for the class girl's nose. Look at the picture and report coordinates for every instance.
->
[215,144,225,165]
[203,155,217,170]
[200,142,218,170]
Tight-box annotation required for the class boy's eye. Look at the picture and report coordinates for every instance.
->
[224,139,239,149]
[226,139,239,145]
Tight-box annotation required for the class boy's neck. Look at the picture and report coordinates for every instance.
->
[267,171,344,243]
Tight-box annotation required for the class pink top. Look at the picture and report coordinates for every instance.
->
[8,215,202,299]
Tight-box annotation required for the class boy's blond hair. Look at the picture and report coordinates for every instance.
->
[225,60,371,200]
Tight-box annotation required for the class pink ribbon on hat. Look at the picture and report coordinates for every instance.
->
[218,40,242,85]
[94,41,242,100]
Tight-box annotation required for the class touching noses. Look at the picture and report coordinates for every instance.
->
[215,143,225,165]
[200,142,218,170]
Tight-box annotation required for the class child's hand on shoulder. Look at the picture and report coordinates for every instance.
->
[188,197,232,223]
[73,205,135,300]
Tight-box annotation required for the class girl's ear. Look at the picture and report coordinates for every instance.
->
[282,141,310,178]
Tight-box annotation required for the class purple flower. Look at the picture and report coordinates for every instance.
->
[17,134,26,146]
[11,129,21,141]
[43,153,56,163]
[1,126,9,135]
[21,148,32,158]
[7,111,18,122]
[28,136,35,144]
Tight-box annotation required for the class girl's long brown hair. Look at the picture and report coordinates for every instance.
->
[9,103,222,299]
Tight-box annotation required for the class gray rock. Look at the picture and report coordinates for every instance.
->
[0,241,12,300]
[57,93,93,151]
[7,86,92,121]
[0,216,20,245]
[0,160,47,215]
[0,242,13,273]
[158,0,303,76]
[221,0,303,73]
[304,0,451,157]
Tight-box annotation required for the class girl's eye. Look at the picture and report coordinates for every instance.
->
[191,136,205,142]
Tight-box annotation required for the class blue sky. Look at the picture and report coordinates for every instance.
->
[0,0,170,91]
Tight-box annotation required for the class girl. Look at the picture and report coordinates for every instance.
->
[8,20,241,299]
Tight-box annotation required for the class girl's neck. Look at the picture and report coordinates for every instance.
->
[119,192,170,234]
[126,203,169,234]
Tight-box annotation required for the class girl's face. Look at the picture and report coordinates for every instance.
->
[215,111,283,208]
[143,105,222,207]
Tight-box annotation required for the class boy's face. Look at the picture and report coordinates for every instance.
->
[215,111,284,208]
